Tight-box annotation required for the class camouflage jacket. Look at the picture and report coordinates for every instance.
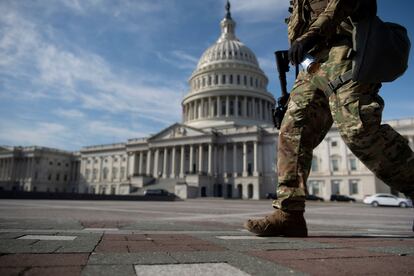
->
[288,0,376,45]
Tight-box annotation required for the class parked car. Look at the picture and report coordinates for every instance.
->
[306,194,324,201]
[363,193,413,208]
[266,193,277,200]
[330,194,356,202]
[144,189,172,196]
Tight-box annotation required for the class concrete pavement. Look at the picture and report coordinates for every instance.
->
[0,199,413,275]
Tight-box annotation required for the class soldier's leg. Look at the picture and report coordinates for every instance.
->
[331,81,414,198]
[244,76,333,237]
[273,75,333,212]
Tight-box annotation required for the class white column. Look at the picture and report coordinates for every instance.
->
[99,157,104,181]
[242,142,248,177]
[253,142,258,176]
[171,147,176,178]
[162,148,168,178]
[138,152,144,175]
[153,149,159,177]
[146,150,152,176]
[180,146,185,178]
[189,145,194,174]
[129,153,136,177]
[226,96,230,117]
[208,144,213,175]
[223,144,227,177]
[341,141,349,173]
[198,144,203,173]
[233,144,237,177]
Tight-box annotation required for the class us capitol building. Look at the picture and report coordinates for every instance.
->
[1,5,413,200]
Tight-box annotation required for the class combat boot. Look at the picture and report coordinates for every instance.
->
[244,209,308,237]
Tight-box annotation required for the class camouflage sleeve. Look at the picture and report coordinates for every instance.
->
[302,0,357,40]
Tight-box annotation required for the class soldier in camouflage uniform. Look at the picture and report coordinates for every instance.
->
[245,0,414,236]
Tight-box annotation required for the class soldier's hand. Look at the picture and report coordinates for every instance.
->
[288,34,320,65]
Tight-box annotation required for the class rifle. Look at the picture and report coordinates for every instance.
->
[272,50,298,129]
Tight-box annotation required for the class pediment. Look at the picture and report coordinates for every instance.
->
[149,123,209,142]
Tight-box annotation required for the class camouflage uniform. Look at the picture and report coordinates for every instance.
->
[273,0,414,212]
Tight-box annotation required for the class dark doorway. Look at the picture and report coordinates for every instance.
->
[226,184,232,198]
[201,187,207,197]
[248,184,254,199]
[237,184,243,199]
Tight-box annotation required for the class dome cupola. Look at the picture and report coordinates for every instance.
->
[182,1,276,129]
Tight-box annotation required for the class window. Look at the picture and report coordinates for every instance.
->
[92,169,97,180]
[237,75,240,85]
[331,159,339,172]
[311,156,319,172]
[222,75,226,84]
[112,168,118,179]
[103,167,109,180]
[208,75,212,86]
[85,169,90,180]
[57,162,61,166]
[229,75,233,84]
[215,75,218,85]
[349,180,359,195]
[349,158,357,171]
[238,100,242,116]
[120,167,125,179]
[34,172,38,180]
[244,76,247,85]
[221,100,226,115]
[331,141,338,147]
[64,174,68,181]
[48,174,52,181]
[229,100,234,116]
[49,161,53,165]
[56,174,60,181]
[250,77,253,86]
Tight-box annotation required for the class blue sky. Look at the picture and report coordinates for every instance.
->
[0,0,413,151]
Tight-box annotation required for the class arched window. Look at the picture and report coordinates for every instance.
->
[103,167,109,180]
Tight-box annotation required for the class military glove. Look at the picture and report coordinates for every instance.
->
[288,34,321,65]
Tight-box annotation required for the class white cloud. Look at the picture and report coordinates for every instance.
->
[0,9,183,125]
[53,108,85,119]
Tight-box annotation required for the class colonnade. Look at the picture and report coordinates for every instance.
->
[183,95,273,123]
[129,141,261,179]
[0,157,34,181]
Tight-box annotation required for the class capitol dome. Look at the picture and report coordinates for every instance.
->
[182,1,276,129]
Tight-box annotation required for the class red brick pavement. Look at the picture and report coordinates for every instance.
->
[95,234,226,253]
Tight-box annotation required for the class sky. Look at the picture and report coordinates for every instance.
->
[1,0,413,151]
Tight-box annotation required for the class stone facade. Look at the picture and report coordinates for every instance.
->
[0,146,80,193]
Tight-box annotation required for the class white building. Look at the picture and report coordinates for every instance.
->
[0,146,80,193]
[1,4,413,200]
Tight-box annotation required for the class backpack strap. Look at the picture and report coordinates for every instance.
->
[324,70,353,97]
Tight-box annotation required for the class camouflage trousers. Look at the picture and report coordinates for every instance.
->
[273,45,414,212]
